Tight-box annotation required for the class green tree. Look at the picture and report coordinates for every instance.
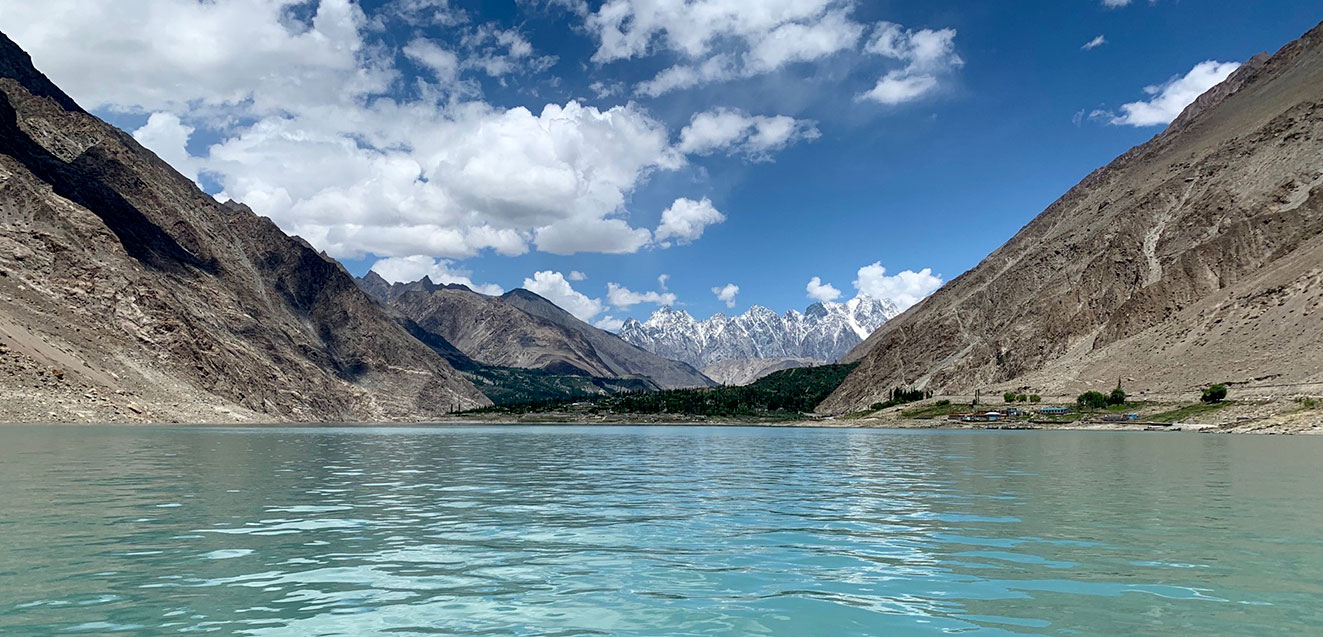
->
[1003,392,1016,403]
[1201,384,1228,404]
[1076,391,1108,410]
[1108,387,1126,406]
[1016,393,1029,402]
[1029,394,1042,403]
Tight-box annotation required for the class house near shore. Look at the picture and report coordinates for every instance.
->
[1039,407,1071,415]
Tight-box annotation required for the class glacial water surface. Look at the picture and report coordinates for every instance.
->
[1,425,1321,635]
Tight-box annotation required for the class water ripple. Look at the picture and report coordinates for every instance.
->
[0,425,1321,635]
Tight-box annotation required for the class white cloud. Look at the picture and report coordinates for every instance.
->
[744,10,864,73]
[594,315,626,331]
[522,271,605,321]
[534,216,654,255]
[0,0,386,114]
[569,270,588,281]
[861,73,940,105]
[606,282,677,309]
[859,22,963,105]
[205,97,679,259]
[806,276,842,302]
[712,283,739,308]
[403,38,460,83]
[636,54,739,97]
[0,0,709,262]
[587,0,847,63]
[375,0,464,27]
[677,108,819,159]
[133,112,201,184]
[1081,35,1107,51]
[852,262,942,310]
[460,25,557,77]
[584,1,952,98]
[1102,0,1133,7]
[653,197,726,246]
[370,255,504,295]
[588,80,625,99]
[1106,60,1240,127]
[657,274,670,289]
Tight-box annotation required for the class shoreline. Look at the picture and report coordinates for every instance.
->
[3,416,1318,434]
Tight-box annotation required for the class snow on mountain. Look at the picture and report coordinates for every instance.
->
[618,296,900,368]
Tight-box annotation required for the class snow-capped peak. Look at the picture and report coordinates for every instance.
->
[617,294,901,368]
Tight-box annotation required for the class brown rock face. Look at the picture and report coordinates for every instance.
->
[359,275,714,389]
[821,22,1323,413]
[0,31,489,423]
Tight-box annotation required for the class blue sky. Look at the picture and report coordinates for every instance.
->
[2,0,1319,329]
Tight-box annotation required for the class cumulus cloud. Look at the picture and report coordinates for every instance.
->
[653,197,726,247]
[1105,60,1240,127]
[852,262,942,310]
[370,255,504,295]
[522,271,605,321]
[569,270,588,281]
[677,108,819,159]
[132,112,201,184]
[806,276,843,302]
[606,282,678,309]
[712,283,739,308]
[859,22,963,105]
[587,0,860,86]
[534,215,655,255]
[1102,0,1133,7]
[0,0,737,262]
[582,0,953,100]
[594,316,626,331]
[1081,35,1107,51]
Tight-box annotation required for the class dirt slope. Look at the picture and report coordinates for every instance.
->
[0,32,489,423]
[822,22,1323,413]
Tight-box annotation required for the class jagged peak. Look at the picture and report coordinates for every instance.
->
[803,302,830,318]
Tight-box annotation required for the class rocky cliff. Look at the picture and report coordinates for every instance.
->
[359,274,714,389]
[0,32,490,423]
[619,296,899,369]
[821,22,1323,413]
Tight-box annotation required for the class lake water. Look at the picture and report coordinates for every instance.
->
[1,426,1320,635]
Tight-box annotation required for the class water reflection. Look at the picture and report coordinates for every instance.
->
[0,426,1320,635]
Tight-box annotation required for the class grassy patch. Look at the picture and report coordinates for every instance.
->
[1150,401,1234,424]
[1104,401,1147,412]
[901,401,969,420]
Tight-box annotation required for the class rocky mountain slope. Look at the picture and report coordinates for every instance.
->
[619,296,899,369]
[821,22,1323,413]
[701,357,821,386]
[359,273,714,389]
[0,32,489,423]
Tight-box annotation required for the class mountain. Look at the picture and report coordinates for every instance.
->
[358,274,715,389]
[701,357,821,386]
[821,22,1323,413]
[618,296,899,369]
[0,32,489,423]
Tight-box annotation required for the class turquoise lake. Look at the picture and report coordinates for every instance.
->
[1,425,1320,635]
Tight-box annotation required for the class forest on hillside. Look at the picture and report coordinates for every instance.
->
[467,363,858,417]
